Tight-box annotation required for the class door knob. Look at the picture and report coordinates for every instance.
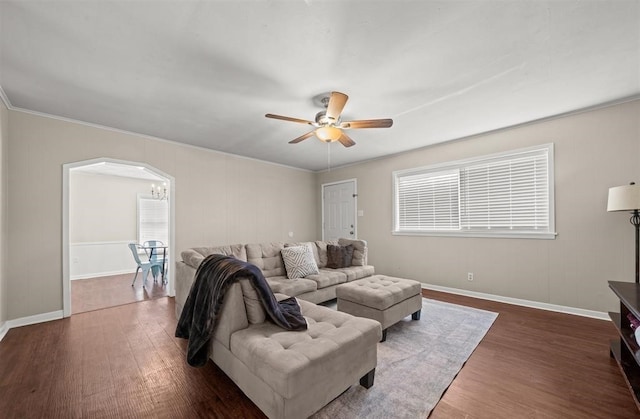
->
[350,231,354,235]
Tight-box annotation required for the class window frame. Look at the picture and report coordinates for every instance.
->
[392,143,556,239]
[137,194,170,246]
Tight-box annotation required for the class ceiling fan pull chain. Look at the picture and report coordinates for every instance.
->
[327,142,331,172]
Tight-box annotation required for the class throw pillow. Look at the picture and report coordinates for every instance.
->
[281,244,319,279]
[326,244,354,269]
[338,238,367,266]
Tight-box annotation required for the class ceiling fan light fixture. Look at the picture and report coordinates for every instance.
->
[265,90,393,147]
[315,126,342,142]
[315,111,337,125]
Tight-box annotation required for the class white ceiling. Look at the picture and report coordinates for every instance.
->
[1,1,638,171]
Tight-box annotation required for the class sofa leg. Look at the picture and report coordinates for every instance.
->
[360,368,375,389]
[380,329,387,342]
[412,309,421,320]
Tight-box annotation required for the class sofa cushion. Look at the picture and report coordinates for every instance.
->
[229,301,381,399]
[281,244,320,279]
[326,244,354,269]
[335,265,376,282]
[304,269,348,289]
[266,276,318,296]
[338,238,368,266]
[181,244,246,269]
[246,242,286,278]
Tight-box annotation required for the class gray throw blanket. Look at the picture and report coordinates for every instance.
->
[175,254,308,367]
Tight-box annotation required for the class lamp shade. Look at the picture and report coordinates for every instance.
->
[315,126,342,142]
[608,183,640,212]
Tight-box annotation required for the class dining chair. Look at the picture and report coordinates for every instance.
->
[143,240,165,258]
[128,243,164,287]
[143,240,166,279]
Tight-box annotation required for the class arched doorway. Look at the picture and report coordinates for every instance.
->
[62,158,175,317]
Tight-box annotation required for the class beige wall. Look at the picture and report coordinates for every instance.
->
[70,172,152,243]
[0,99,7,326]
[7,111,318,319]
[4,99,638,319]
[318,100,640,313]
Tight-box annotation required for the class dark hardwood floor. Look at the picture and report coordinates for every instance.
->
[426,290,639,419]
[71,272,168,314]
[0,289,638,418]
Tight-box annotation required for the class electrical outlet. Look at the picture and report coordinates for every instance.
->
[467,272,474,281]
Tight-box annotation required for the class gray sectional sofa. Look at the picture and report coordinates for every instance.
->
[175,238,375,317]
[174,238,381,419]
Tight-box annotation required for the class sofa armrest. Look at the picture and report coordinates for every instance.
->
[181,249,206,270]
[212,282,250,350]
[175,261,197,318]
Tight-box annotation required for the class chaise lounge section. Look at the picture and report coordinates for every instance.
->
[174,238,382,419]
[178,277,382,419]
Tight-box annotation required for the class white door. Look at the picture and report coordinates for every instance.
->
[323,180,356,241]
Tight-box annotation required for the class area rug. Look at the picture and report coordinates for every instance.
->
[312,298,498,419]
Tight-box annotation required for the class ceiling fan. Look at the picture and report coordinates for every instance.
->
[265,91,393,148]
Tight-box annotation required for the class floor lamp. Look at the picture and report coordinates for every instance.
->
[608,182,640,283]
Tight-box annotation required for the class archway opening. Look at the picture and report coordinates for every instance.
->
[62,158,175,317]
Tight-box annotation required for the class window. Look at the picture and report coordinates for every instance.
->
[393,144,555,239]
[396,169,460,231]
[138,196,169,245]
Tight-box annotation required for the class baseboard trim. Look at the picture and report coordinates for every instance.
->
[71,269,136,280]
[0,283,608,344]
[0,322,8,342]
[421,283,609,320]
[0,310,65,342]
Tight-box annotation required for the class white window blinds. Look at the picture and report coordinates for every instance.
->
[460,149,549,231]
[396,169,460,231]
[138,197,169,245]
[393,144,555,239]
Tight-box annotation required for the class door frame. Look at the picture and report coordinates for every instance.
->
[321,178,357,241]
[62,157,176,317]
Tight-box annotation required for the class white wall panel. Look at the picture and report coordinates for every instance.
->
[70,241,137,280]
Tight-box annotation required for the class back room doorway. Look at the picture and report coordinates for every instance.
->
[62,158,175,317]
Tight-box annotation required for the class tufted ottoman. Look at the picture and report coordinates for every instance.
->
[336,275,422,342]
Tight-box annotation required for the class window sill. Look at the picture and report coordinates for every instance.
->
[392,230,557,240]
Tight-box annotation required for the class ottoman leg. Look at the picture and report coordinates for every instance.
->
[412,309,421,320]
[360,368,375,389]
[380,329,387,342]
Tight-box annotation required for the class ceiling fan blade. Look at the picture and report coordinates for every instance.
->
[337,132,356,148]
[265,113,315,125]
[340,118,393,129]
[289,131,316,144]
[325,91,349,121]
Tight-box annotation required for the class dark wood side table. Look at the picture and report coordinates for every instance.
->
[609,280,640,410]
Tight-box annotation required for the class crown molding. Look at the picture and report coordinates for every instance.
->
[0,85,12,109]
[0,86,312,173]
[320,94,640,173]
